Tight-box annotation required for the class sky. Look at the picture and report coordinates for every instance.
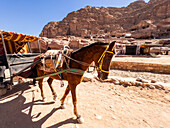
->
[0,0,150,36]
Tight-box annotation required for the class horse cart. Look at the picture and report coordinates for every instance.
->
[0,31,116,122]
[0,30,42,95]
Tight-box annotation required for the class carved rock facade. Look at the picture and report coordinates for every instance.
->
[40,0,170,39]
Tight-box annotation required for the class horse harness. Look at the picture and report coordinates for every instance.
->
[36,48,85,81]
[35,44,114,80]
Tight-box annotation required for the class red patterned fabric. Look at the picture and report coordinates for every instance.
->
[0,30,39,54]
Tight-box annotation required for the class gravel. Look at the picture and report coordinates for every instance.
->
[110,69,170,83]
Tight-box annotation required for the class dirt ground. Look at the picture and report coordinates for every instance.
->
[0,68,170,128]
[0,56,170,128]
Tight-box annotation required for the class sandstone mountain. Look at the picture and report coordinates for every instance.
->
[40,0,170,39]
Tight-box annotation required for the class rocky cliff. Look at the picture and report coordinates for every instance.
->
[40,0,170,39]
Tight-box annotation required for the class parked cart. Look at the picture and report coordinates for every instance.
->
[0,30,42,94]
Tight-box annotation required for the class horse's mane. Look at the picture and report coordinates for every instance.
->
[71,42,109,55]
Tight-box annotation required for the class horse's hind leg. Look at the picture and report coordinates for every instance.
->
[60,85,70,109]
[70,85,84,124]
[47,77,57,101]
[38,79,46,102]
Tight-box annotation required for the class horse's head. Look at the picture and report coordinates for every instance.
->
[97,41,116,80]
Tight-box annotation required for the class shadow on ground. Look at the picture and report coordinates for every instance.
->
[0,82,77,128]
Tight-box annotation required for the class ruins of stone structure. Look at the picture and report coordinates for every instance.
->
[30,36,92,52]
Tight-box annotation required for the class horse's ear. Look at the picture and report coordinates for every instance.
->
[108,41,116,51]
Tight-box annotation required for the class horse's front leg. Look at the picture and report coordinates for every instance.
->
[70,85,84,124]
[60,85,70,109]
[38,79,46,102]
[47,77,57,101]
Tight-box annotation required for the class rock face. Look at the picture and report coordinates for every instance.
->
[40,0,170,39]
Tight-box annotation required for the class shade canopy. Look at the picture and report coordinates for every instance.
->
[0,30,39,42]
[0,30,40,54]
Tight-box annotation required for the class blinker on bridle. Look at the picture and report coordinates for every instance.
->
[97,46,114,74]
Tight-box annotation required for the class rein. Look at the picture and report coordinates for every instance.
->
[63,54,90,66]
[35,68,84,80]
[97,46,114,74]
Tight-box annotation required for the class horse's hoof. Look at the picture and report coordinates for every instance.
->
[42,97,47,102]
[77,116,84,124]
[61,104,66,109]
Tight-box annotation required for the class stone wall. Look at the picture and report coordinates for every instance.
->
[110,61,170,74]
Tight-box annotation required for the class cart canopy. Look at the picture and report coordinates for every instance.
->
[0,30,39,54]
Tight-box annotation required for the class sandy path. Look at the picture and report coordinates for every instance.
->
[0,75,170,128]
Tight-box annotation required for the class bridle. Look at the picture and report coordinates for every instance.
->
[97,45,114,74]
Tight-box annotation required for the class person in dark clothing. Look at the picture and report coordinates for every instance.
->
[0,45,8,84]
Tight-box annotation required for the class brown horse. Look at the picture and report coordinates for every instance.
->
[35,41,115,123]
